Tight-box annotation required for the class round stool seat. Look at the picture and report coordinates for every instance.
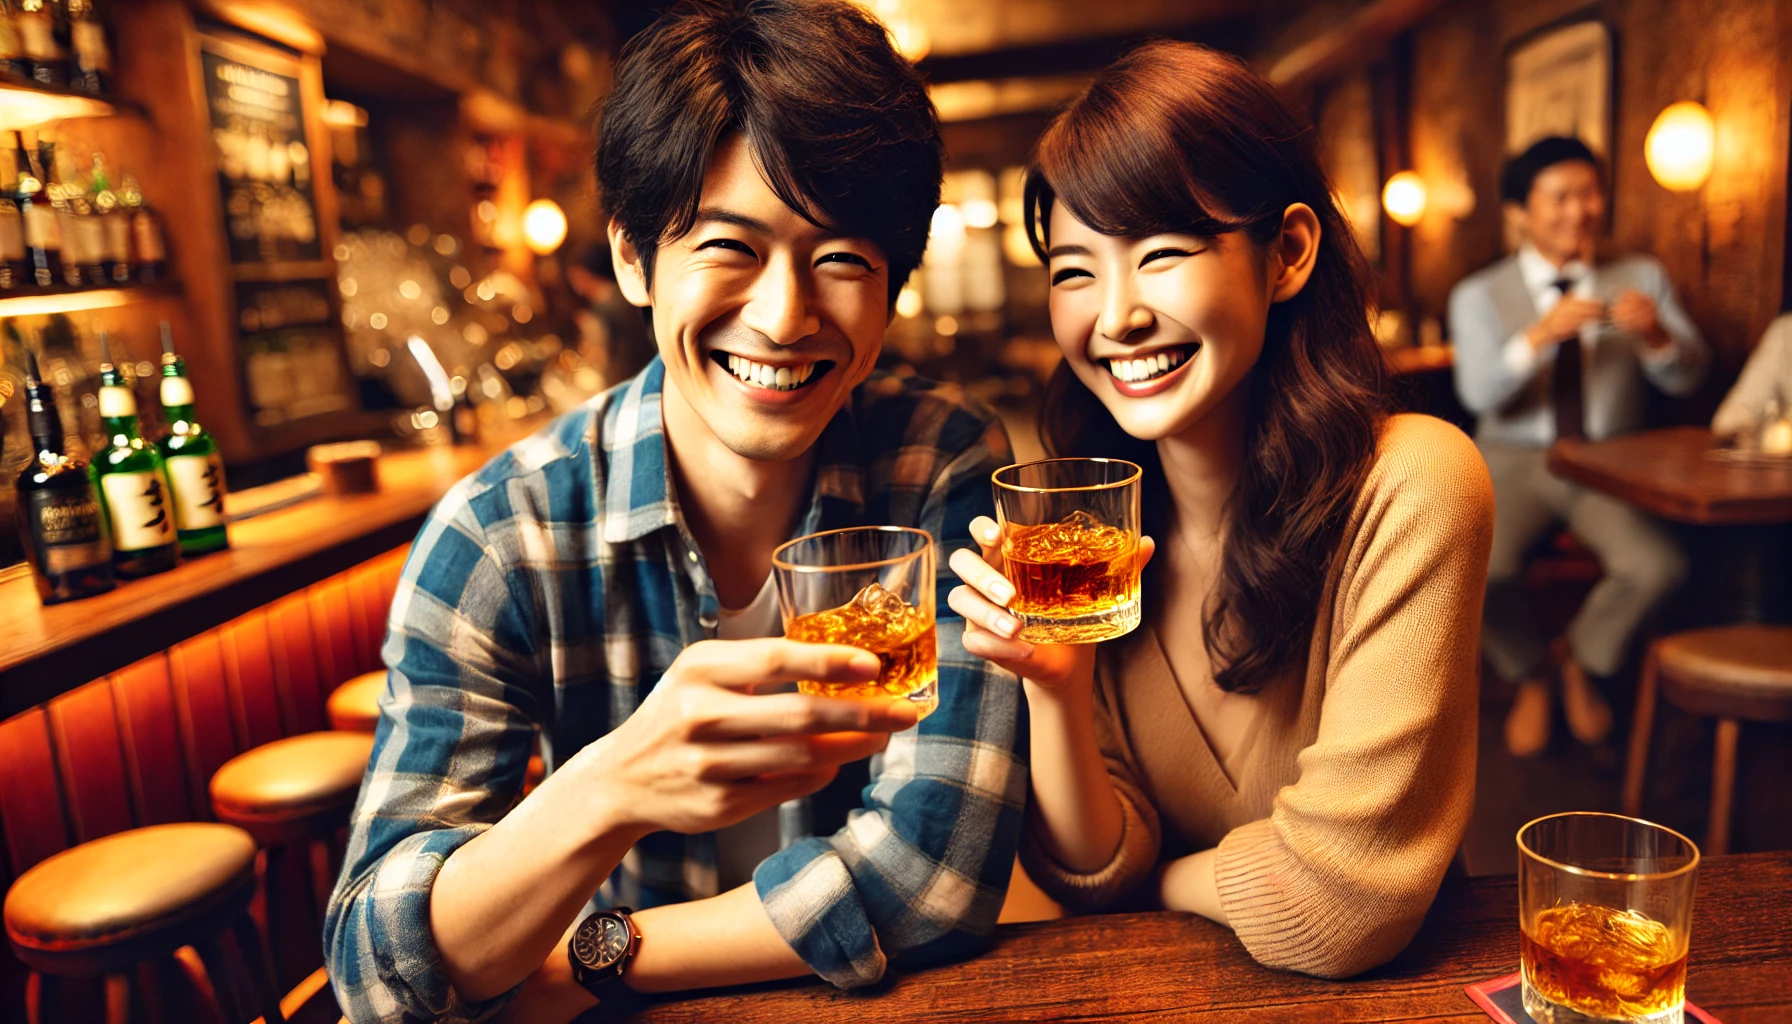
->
[211,732,375,845]
[1656,624,1792,723]
[5,823,257,973]
[327,671,385,732]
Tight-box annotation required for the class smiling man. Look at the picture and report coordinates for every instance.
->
[322,3,1024,1022]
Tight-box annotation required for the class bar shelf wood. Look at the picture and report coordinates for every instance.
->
[0,75,148,124]
[0,280,182,318]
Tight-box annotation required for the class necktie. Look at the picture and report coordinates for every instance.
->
[1551,277,1585,440]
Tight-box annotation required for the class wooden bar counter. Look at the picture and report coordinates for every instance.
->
[0,439,509,719]
[622,852,1792,1023]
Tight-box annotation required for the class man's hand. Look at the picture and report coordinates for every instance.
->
[1527,296,1607,351]
[1611,289,1671,350]
[576,638,919,837]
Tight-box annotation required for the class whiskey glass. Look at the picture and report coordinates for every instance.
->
[1518,812,1700,1024]
[992,458,1143,644]
[772,526,938,720]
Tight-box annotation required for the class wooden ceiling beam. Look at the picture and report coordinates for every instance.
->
[916,19,1254,84]
[1265,0,1445,93]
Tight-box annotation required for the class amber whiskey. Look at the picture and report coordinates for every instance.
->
[1522,901,1687,1022]
[1002,510,1141,643]
[785,582,937,719]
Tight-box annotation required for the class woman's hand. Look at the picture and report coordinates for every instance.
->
[946,515,1154,693]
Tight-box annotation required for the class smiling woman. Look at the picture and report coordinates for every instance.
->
[946,41,1494,981]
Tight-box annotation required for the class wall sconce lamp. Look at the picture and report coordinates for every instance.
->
[523,199,569,255]
[1645,101,1715,192]
[1382,171,1428,227]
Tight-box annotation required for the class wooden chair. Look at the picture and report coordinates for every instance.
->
[210,734,376,924]
[4,823,285,1024]
[1622,624,1792,855]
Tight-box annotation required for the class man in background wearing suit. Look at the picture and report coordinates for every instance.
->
[1449,137,1708,758]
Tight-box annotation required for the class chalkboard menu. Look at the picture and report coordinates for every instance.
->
[200,41,323,265]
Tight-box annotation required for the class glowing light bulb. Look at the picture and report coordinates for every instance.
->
[523,199,569,255]
[1645,101,1715,192]
[1381,171,1428,227]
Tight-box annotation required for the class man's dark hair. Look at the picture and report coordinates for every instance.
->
[595,0,942,304]
[1500,136,1603,205]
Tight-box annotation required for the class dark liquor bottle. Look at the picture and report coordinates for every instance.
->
[39,135,82,288]
[14,0,62,88]
[15,346,115,603]
[89,330,177,577]
[89,152,128,283]
[120,173,164,283]
[16,132,63,290]
[0,141,23,291]
[63,0,102,94]
[154,323,227,556]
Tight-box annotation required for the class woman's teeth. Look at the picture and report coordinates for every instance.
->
[726,354,817,391]
[1105,348,1192,383]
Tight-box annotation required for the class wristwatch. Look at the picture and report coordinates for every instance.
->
[568,907,642,998]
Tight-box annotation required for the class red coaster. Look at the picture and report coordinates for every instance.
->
[1465,972,1721,1024]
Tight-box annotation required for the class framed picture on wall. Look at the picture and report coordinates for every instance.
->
[1505,19,1612,157]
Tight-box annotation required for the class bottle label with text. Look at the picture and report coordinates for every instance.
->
[99,470,175,552]
[166,453,226,531]
[25,489,109,571]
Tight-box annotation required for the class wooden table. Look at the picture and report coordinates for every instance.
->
[621,852,1792,1023]
[1548,427,1792,525]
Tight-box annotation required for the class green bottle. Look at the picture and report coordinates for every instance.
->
[154,322,228,556]
[89,328,178,577]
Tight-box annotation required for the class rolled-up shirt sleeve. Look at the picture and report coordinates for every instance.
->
[754,411,1029,988]
[324,486,543,1024]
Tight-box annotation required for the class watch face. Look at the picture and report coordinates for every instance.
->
[575,912,631,971]
[596,916,630,966]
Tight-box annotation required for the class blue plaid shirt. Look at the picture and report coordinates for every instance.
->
[323,360,1028,1023]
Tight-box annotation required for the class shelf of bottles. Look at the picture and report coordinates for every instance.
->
[0,0,170,312]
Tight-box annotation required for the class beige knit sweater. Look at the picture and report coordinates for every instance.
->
[1020,414,1495,979]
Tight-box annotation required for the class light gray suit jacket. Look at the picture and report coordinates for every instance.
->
[1448,254,1708,445]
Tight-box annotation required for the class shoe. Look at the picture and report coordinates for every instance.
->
[1559,654,1612,745]
[1505,680,1551,758]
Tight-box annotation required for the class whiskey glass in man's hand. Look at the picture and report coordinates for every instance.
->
[773,526,939,720]
[992,458,1143,644]
[1518,812,1700,1024]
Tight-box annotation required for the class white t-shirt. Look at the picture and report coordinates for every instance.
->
[713,573,789,891]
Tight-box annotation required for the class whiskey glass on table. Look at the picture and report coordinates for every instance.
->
[772,525,939,720]
[1518,812,1700,1024]
[991,458,1143,644]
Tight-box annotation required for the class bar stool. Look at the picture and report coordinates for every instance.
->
[4,822,285,1024]
[210,732,377,931]
[1622,624,1792,855]
[326,671,386,733]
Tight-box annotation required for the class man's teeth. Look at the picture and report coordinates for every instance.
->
[726,354,817,391]
[1105,349,1191,383]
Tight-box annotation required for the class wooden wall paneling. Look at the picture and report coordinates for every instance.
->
[268,591,328,734]
[46,681,138,845]
[220,609,287,749]
[343,567,379,676]
[307,576,357,688]
[110,654,195,826]
[0,709,72,875]
[168,630,243,817]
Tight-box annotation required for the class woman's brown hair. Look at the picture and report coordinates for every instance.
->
[1025,41,1389,694]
